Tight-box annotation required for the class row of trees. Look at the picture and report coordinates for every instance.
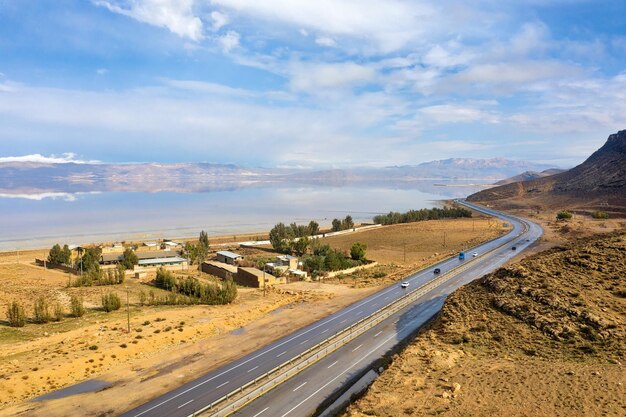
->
[154,269,237,305]
[48,244,72,265]
[373,207,472,225]
[269,221,319,254]
[6,295,86,327]
[71,264,126,287]
[331,215,354,232]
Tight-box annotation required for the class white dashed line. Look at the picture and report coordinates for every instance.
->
[374,331,383,338]
[327,361,338,369]
[247,366,259,373]
[293,382,307,392]
[216,381,229,389]
[177,399,193,409]
[352,344,363,352]
[277,351,287,358]
[253,407,269,417]
[299,338,310,345]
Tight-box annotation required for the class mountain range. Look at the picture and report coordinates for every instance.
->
[0,157,557,196]
[469,130,626,211]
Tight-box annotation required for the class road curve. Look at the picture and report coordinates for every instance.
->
[119,200,542,417]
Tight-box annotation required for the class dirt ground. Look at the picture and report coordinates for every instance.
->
[0,217,503,416]
[344,231,626,417]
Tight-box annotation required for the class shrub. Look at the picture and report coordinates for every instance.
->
[556,210,573,220]
[53,303,64,322]
[88,345,98,350]
[139,290,146,306]
[33,297,52,324]
[591,211,609,219]
[70,295,86,317]
[6,301,26,327]
[101,293,121,312]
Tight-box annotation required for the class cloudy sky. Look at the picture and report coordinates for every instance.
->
[0,0,624,167]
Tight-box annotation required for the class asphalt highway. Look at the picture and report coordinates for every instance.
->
[119,200,542,417]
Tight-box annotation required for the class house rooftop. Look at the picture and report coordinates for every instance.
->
[138,256,186,266]
[216,250,243,259]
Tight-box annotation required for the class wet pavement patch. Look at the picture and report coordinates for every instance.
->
[32,379,112,402]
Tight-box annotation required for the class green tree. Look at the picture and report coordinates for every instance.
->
[197,230,210,266]
[121,248,138,270]
[350,242,367,261]
[556,210,573,221]
[291,236,311,256]
[48,244,63,264]
[70,295,85,317]
[77,247,102,274]
[308,220,320,235]
[61,245,72,264]
[182,242,198,265]
[269,222,294,253]
[116,263,126,284]
[331,218,342,232]
[33,296,51,324]
[342,215,355,230]
[6,301,26,327]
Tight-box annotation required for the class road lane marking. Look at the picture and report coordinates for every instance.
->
[216,381,230,389]
[327,361,338,369]
[177,399,194,409]
[352,344,363,352]
[253,407,269,417]
[277,351,287,357]
[299,338,310,345]
[340,319,347,324]
[356,311,363,315]
[321,328,329,333]
[293,382,307,392]
[374,331,383,338]
[247,366,259,373]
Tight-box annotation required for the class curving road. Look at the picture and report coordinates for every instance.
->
[119,200,542,417]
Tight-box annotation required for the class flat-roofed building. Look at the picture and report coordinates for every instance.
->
[216,250,244,265]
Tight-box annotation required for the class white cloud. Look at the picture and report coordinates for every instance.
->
[93,0,204,41]
[218,30,240,52]
[210,10,229,31]
[288,61,376,92]
[0,192,101,201]
[210,0,434,53]
[418,104,500,124]
[0,153,99,164]
[315,36,336,47]
[96,68,109,75]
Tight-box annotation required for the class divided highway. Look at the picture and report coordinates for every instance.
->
[119,200,542,417]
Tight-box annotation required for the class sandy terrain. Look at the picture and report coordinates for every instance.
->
[0,217,504,416]
[344,231,626,417]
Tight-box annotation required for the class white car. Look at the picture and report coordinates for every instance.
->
[472,252,478,257]
[401,282,410,288]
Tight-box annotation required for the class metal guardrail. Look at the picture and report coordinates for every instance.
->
[191,210,531,417]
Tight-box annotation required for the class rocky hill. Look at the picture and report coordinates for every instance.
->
[345,232,626,417]
[468,130,626,210]
[494,168,566,185]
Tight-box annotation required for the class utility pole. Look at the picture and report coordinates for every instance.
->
[403,243,406,263]
[263,269,266,297]
[443,232,446,247]
[126,286,130,333]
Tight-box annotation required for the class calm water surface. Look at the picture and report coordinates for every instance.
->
[0,183,481,250]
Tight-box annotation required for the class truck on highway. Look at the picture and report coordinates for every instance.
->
[459,251,465,260]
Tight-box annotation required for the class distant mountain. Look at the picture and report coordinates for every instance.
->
[0,157,557,197]
[380,158,555,181]
[468,130,626,209]
[494,168,567,186]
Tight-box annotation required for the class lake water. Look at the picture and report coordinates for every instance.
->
[0,182,482,251]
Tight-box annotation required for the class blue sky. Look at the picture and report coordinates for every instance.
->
[0,0,625,167]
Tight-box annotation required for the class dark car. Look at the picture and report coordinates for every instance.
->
[434,268,441,274]
[512,246,517,250]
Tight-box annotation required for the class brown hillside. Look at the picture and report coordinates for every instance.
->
[345,232,626,417]
[469,130,626,211]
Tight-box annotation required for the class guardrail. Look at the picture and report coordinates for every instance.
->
[192,208,531,417]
